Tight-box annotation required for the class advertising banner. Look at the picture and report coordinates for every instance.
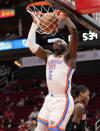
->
[0,38,28,51]
[0,9,15,18]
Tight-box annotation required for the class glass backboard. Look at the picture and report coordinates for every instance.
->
[46,0,100,34]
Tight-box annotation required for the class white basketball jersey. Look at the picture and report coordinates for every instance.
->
[46,55,75,94]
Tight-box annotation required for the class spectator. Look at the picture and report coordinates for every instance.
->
[32,78,40,88]
[24,96,33,106]
[4,97,11,107]
[95,110,100,121]
[7,118,15,128]
[88,110,100,131]
[95,110,100,131]
[4,107,15,121]
[25,116,37,130]
[0,110,3,119]
[18,119,27,131]
[25,115,34,130]
[38,101,43,108]
[40,91,45,98]
[17,97,25,107]
[40,80,46,88]
[18,85,25,92]
[32,120,37,130]
[0,118,6,129]
[91,88,98,98]
[8,102,15,109]
[39,91,45,104]
[30,107,39,120]
[13,85,25,93]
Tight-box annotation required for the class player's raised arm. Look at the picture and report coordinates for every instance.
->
[27,21,52,63]
[64,16,79,59]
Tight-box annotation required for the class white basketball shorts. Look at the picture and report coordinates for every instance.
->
[37,93,74,131]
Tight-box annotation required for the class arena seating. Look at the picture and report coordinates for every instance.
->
[0,73,100,130]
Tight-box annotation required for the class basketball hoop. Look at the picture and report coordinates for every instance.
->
[26,1,65,35]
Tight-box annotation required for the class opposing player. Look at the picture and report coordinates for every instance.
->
[65,85,90,131]
[27,13,79,131]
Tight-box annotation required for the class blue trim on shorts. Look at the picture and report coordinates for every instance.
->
[48,128,64,131]
[37,119,48,125]
[57,94,69,129]
[57,68,72,129]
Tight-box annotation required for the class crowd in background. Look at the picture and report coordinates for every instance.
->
[0,78,100,130]
[0,79,46,130]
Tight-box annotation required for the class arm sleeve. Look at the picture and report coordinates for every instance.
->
[27,22,40,53]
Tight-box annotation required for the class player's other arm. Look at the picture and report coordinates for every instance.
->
[70,104,84,131]
[64,16,79,59]
[27,22,52,63]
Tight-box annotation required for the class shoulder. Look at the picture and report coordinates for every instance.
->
[74,103,85,114]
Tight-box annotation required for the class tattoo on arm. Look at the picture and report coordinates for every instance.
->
[72,104,84,124]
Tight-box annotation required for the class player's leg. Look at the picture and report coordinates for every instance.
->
[35,95,50,131]
[35,121,48,131]
[48,94,74,131]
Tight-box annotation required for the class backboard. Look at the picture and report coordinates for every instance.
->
[46,0,100,34]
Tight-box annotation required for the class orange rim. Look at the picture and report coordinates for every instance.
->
[26,2,51,11]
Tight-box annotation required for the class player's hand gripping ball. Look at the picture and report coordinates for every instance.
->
[40,13,59,33]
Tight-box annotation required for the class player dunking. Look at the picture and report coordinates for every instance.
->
[65,85,90,131]
[27,14,79,131]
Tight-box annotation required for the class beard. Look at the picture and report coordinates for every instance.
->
[54,48,63,56]
[54,48,59,53]
[54,46,67,55]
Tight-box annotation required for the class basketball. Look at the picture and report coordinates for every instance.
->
[40,13,59,33]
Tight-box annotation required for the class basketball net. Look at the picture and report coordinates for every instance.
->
[26,2,64,36]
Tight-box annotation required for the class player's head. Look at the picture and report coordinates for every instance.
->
[72,84,90,105]
[53,38,68,56]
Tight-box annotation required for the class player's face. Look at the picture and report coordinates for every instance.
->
[81,91,90,105]
[53,40,67,56]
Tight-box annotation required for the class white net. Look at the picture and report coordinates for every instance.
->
[26,2,64,35]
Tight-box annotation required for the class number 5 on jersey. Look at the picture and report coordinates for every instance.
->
[48,70,53,80]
